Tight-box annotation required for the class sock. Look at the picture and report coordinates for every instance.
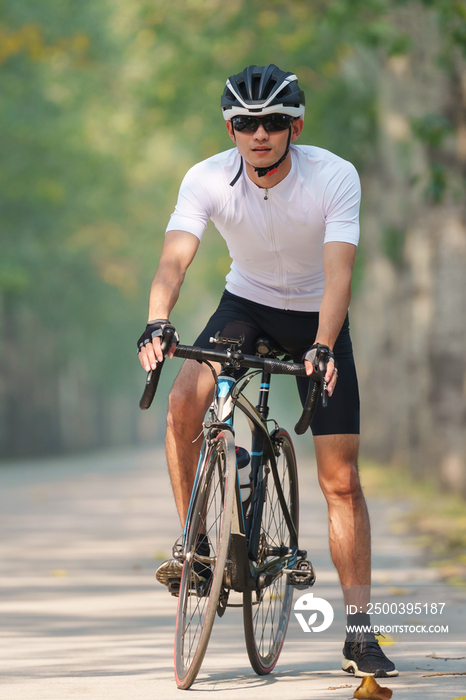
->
[194,534,210,579]
[196,533,209,555]
[346,612,372,641]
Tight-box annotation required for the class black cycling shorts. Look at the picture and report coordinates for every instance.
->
[194,289,360,436]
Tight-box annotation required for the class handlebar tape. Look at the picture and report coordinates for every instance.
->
[139,329,174,410]
[294,378,321,435]
[294,345,329,435]
[174,345,307,375]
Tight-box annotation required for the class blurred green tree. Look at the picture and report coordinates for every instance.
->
[1,0,465,491]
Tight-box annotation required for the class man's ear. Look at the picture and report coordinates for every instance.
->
[291,117,304,142]
[226,120,236,142]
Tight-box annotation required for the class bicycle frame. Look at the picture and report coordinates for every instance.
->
[141,338,319,688]
[181,365,299,594]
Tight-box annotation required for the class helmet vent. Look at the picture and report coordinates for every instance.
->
[275,85,291,100]
[262,77,278,98]
[251,76,261,99]
[237,79,248,101]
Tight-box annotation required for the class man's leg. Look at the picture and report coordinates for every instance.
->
[166,359,217,526]
[313,434,370,611]
[314,433,398,677]
[155,359,216,594]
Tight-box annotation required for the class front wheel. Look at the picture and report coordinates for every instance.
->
[174,430,236,689]
[243,428,299,675]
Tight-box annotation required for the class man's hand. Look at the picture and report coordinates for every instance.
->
[137,320,179,372]
[304,344,338,397]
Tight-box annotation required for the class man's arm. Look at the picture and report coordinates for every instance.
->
[305,241,356,394]
[138,230,200,371]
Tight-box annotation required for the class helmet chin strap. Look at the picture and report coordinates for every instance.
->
[253,127,292,178]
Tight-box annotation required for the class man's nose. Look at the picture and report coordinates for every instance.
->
[253,123,269,139]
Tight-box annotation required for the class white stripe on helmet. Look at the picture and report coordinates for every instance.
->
[223,104,305,120]
[225,74,298,109]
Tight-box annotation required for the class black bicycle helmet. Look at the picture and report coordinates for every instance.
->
[221,64,305,120]
[221,64,305,177]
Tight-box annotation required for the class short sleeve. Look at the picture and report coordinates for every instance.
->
[166,165,213,240]
[323,162,361,246]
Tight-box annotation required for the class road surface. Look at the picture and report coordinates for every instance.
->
[1,445,465,699]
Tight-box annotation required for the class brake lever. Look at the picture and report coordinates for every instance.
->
[322,381,328,408]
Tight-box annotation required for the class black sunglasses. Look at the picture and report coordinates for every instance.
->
[231,114,295,133]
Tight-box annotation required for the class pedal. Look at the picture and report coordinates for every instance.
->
[167,580,181,597]
[285,559,316,589]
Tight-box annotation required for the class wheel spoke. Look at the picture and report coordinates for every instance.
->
[174,431,235,689]
[244,430,298,675]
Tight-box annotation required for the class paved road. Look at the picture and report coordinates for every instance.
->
[1,446,465,699]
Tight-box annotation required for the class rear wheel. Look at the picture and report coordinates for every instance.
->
[243,428,299,675]
[174,430,236,689]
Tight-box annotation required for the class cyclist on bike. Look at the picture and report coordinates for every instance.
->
[137,64,398,679]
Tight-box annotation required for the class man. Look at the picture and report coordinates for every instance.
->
[137,64,398,678]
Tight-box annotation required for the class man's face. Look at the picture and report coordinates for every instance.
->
[226,116,303,169]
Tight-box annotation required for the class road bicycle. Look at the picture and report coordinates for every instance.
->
[140,333,330,689]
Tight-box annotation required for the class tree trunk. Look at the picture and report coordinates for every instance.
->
[353,2,466,494]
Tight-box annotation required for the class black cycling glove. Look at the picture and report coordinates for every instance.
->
[303,343,335,380]
[137,319,180,353]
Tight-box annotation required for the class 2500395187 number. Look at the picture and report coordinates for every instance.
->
[364,603,446,615]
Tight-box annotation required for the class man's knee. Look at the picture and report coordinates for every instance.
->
[166,362,214,431]
[314,434,363,502]
[167,383,200,430]
[168,380,191,415]
[319,461,363,502]
[167,383,189,423]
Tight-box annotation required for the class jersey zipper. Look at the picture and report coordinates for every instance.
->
[263,188,288,307]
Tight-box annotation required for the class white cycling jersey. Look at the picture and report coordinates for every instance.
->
[166,144,360,312]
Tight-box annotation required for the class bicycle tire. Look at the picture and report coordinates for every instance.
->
[174,430,236,689]
[243,428,299,675]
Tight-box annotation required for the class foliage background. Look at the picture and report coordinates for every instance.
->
[0,0,465,494]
